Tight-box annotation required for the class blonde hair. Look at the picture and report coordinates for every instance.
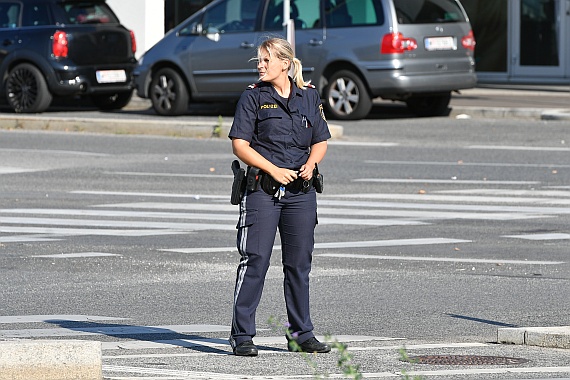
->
[256,37,310,89]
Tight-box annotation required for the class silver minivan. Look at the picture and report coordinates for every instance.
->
[134,0,476,120]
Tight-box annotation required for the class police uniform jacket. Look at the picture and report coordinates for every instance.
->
[229,79,331,170]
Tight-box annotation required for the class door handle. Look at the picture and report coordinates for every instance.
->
[240,42,255,48]
[309,39,323,46]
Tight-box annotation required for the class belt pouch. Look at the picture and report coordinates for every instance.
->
[261,173,280,195]
[246,166,261,191]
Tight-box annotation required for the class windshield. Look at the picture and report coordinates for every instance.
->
[394,0,467,24]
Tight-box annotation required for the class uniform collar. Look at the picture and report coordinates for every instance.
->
[258,77,304,99]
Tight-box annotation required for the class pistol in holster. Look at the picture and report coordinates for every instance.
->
[313,163,323,193]
[230,160,246,205]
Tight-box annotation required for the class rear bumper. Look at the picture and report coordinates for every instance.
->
[367,69,477,98]
[47,63,136,96]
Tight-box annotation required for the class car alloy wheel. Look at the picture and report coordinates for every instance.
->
[324,70,371,120]
[150,67,189,116]
[6,63,52,113]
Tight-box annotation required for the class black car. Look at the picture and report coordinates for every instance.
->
[0,0,137,113]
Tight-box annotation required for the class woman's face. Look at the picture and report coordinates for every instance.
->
[257,48,288,83]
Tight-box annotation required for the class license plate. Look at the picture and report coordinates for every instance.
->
[96,70,127,83]
[425,36,457,51]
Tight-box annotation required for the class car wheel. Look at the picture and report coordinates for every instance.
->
[91,91,133,110]
[6,63,52,113]
[406,92,451,117]
[323,70,371,120]
[150,67,189,116]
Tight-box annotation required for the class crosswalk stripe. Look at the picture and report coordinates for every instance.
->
[0,325,230,339]
[316,253,564,265]
[354,178,539,185]
[321,193,570,205]
[161,238,470,255]
[503,233,570,240]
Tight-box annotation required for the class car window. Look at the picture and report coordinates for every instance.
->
[22,4,51,27]
[201,0,259,33]
[264,0,320,30]
[0,3,20,28]
[59,2,119,24]
[393,0,467,24]
[325,0,384,28]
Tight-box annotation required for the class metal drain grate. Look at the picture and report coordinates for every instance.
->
[402,355,529,365]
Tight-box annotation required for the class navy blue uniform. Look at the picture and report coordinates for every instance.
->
[228,79,330,349]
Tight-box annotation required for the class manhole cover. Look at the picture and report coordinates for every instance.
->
[402,355,529,365]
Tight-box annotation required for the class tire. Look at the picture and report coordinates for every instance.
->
[323,70,371,120]
[91,91,133,110]
[6,63,52,113]
[406,92,451,117]
[149,67,189,116]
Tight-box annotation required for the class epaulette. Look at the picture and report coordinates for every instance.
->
[247,83,259,90]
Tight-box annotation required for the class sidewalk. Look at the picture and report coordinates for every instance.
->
[448,84,570,120]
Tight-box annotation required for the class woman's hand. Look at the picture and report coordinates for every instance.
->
[270,167,298,185]
[297,163,314,181]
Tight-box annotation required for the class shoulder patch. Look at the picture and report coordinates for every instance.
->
[306,83,316,89]
[247,83,259,90]
[319,103,327,122]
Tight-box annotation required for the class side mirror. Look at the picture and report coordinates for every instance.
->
[205,26,221,42]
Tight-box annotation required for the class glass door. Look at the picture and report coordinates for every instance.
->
[511,0,567,77]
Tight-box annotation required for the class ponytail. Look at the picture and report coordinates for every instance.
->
[291,57,310,89]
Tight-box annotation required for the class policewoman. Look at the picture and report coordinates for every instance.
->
[228,37,331,357]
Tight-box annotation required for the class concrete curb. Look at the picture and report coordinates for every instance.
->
[0,340,102,380]
[497,326,570,349]
[450,106,570,121]
[0,115,344,139]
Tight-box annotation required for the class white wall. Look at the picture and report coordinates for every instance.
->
[107,0,165,59]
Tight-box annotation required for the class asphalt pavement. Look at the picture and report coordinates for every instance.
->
[1,84,569,379]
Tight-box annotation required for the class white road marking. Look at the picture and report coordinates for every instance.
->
[328,141,399,147]
[503,233,570,241]
[32,252,121,258]
[72,191,227,199]
[0,315,128,323]
[102,365,570,379]
[0,167,38,174]
[0,235,60,242]
[438,189,570,197]
[0,148,110,157]
[107,171,233,179]
[365,160,570,169]
[466,145,570,152]
[316,253,564,265]
[324,193,570,205]
[0,216,235,230]
[161,238,470,255]
[354,178,539,185]
[0,226,190,236]
[91,202,549,221]
[0,325,230,339]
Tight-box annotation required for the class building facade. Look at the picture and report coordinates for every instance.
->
[115,0,570,85]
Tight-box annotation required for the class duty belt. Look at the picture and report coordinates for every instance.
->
[257,170,312,196]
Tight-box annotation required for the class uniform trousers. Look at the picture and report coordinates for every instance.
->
[230,187,317,348]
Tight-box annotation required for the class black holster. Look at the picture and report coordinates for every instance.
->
[230,160,246,205]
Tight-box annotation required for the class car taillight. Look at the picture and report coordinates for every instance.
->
[381,32,417,54]
[461,30,476,51]
[52,30,68,58]
[130,30,137,54]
